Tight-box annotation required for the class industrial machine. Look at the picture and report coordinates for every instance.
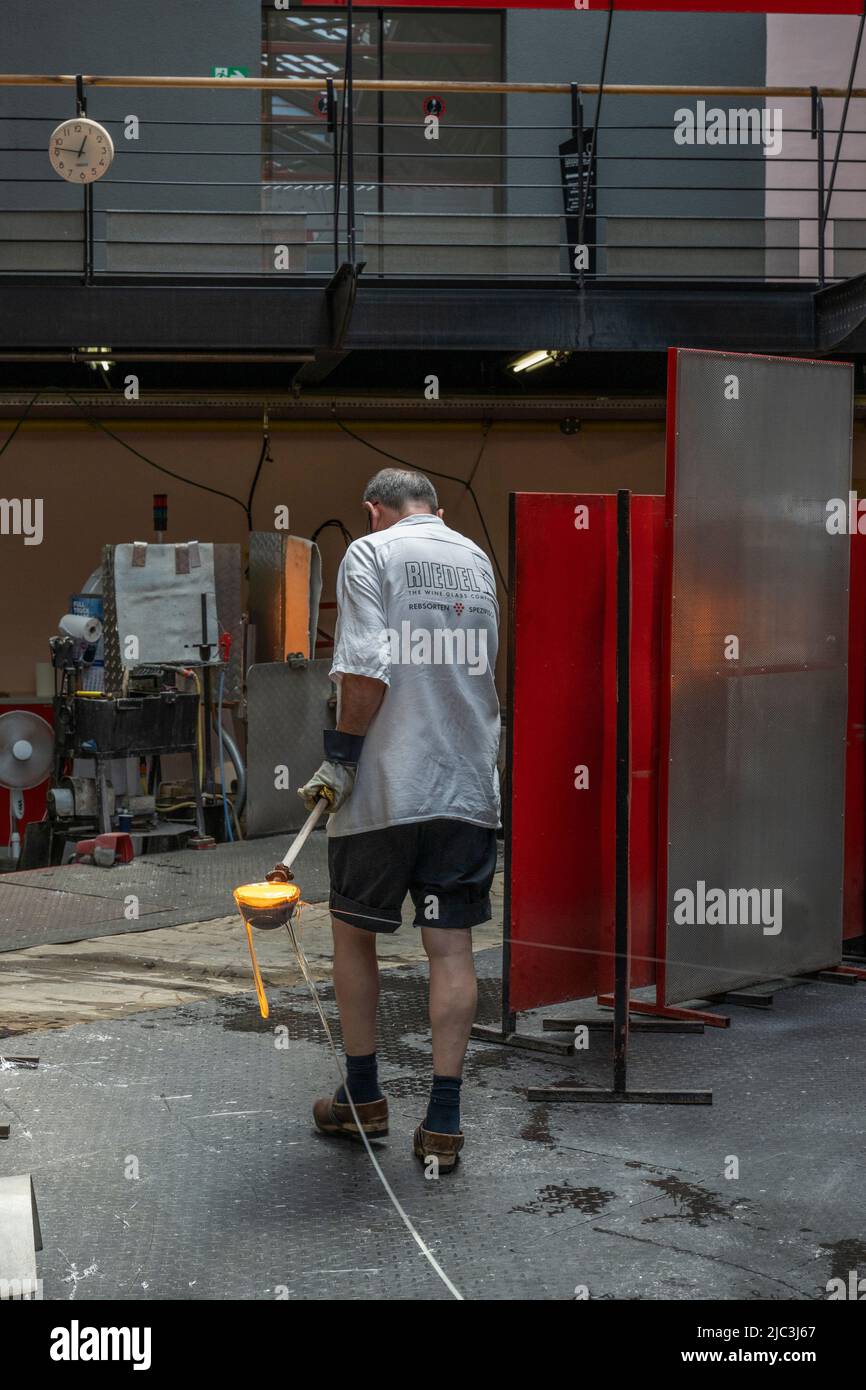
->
[10,523,330,869]
[17,540,247,868]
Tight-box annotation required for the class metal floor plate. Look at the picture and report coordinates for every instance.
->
[1,949,864,1301]
[0,888,167,938]
[0,832,332,952]
[0,833,503,953]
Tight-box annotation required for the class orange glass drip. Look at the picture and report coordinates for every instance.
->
[233,881,302,1019]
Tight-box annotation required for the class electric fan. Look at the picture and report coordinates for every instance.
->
[0,710,54,864]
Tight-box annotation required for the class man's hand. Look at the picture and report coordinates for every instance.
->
[297,760,357,814]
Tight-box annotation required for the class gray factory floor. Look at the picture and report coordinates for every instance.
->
[2,933,865,1300]
[0,831,337,952]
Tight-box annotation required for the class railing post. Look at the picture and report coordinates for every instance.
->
[345,0,357,265]
[75,75,94,285]
[811,85,826,288]
[327,77,338,273]
[575,84,585,288]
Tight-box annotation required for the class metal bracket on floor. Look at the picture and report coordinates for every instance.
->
[805,968,861,986]
[470,1023,573,1058]
[541,1016,704,1035]
[704,991,774,1010]
[595,993,730,1028]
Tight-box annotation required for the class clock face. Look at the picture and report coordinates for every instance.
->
[49,119,115,184]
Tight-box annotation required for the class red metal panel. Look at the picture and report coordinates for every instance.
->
[508,492,664,1013]
[845,532,865,942]
[508,493,614,1012]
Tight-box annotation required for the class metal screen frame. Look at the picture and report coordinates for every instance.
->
[660,349,853,1004]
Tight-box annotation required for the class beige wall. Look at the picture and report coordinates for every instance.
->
[766,15,866,279]
[0,419,666,695]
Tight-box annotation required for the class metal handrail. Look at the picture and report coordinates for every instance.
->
[4,74,866,98]
[2,72,864,286]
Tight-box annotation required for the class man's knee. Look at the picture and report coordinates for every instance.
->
[421,926,474,961]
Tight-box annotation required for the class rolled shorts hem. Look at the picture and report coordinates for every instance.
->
[329,890,401,934]
[411,896,492,930]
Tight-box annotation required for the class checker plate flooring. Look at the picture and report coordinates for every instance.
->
[1,950,864,1301]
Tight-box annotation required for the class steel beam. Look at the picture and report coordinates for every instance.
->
[0,276,820,357]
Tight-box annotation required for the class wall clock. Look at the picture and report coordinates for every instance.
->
[49,118,114,183]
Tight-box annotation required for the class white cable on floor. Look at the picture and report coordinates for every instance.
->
[285,917,464,1302]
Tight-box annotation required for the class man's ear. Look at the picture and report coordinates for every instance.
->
[436,507,445,519]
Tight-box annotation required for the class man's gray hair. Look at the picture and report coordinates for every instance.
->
[363,468,438,514]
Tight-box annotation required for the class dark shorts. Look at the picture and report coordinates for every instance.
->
[328,819,497,933]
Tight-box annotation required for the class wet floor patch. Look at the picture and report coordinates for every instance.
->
[520,1106,555,1146]
[510,1183,617,1217]
[819,1237,866,1285]
[641,1176,748,1228]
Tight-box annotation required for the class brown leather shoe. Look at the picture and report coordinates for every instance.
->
[413,1123,464,1174]
[313,1093,388,1141]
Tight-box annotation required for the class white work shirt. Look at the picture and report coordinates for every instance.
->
[328,513,501,837]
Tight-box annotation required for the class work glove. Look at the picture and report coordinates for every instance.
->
[297,760,357,814]
[297,729,365,814]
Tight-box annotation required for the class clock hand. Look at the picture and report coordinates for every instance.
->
[76,135,87,158]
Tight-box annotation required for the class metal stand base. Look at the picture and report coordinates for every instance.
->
[470,1024,572,1058]
[528,1085,713,1105]
[805,969,859,987]
[705,990,774,1009]
[596,993,730,1028]
[542,1016,703,1034]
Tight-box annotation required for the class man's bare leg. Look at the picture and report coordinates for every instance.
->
[422,927,477,1076]
[312,915,386,1127]
[331,915,379,1053]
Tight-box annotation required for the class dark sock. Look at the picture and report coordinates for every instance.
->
[336,1052,382,1106]
[424,1075,463,1135]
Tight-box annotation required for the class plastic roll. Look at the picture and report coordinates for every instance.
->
[59,613,103,643]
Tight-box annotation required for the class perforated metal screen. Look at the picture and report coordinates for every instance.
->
[663,350,853,1004]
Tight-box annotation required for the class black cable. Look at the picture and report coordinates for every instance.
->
[245,427,273,530]
[464,422,491,496]
[823,4,866,230]
[578,0,616,254]
[333,418,507,594]
[60,390,249,518]
[311,517,354,546]
[0,389,43,459]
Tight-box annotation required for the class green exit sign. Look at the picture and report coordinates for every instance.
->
[212,66,249,78]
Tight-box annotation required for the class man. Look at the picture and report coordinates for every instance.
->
[298,467,501,1173]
